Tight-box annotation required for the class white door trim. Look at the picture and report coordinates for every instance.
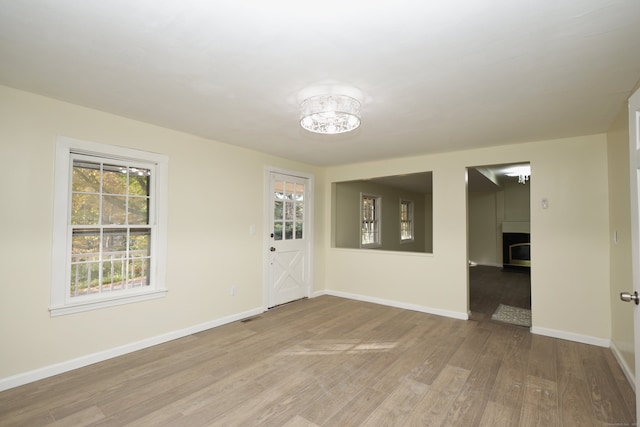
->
[263,166,314,310]
[627,88,640,419]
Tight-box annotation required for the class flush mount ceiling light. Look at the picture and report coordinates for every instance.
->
[300,94,361,134]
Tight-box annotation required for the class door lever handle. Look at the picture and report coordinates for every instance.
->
[270,247,276,252]
[620,291,639,305]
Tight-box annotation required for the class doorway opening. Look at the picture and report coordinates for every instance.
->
[466,163,532,325]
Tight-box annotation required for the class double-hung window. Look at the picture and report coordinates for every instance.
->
[51,137,168,316]
[361,193,381,248]
[400,199,414,242]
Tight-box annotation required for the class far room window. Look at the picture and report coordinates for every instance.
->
[51,137,168,316]
[400,199,414,242]
[361,193,381,247]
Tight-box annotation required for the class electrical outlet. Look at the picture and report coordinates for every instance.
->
[231,285,237,296]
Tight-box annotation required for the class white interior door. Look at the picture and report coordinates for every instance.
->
[627,87,640,419]
[266,171,312,308]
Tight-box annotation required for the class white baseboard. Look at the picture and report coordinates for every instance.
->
[0,306,264,392]
[322,289,469,320]
[610,341,636,392]
[530,326,610,348]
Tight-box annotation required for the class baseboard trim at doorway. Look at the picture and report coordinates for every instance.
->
[530,326,610,348]
[610,342,636,391]
[322,290,469,320]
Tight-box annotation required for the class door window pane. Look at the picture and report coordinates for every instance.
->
[285,201,294,221]
[274,223,283,240]
[272,177,305,241]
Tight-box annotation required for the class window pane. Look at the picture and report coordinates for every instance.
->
[128,168,150,196]
[70,263,84,296]
[274,201,283,220]
[71,229,100,261]
[87,263,101,294]
[129,258,150,287]
[361,195,380,246]
[285,182,295,200]
[274,180,285,200]
[102,195,127,224]
[70,261,100,297]
[285,222,293,240]
[295,202,303,221]
[130,229,150,255]
[274,222,283,240]
[294,183,304,201]
[71,193,100,225]
[128,197,149,225]
[102,229,127,253]
[295,222,303,239]
[102,257,125,290]
[102,164,128,195]
[72,161,100,193]
[285,201,294,220]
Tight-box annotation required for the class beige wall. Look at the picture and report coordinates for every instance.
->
[504,180,531,222]
[325,135,611,340]
[0,85,324,380]
[607,100,635,375]
[468,191,500,265]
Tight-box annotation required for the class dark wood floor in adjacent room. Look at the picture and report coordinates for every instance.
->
[469,264,532,322]
[0,271,635,426]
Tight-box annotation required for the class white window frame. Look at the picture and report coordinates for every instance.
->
[51,137,168,316]
[400,199,414,242]
[360,193,382,248]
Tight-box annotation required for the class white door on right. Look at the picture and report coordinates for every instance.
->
[625,87,640,420]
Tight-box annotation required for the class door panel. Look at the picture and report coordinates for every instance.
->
[627,88,640,419]
[267,172,310,308]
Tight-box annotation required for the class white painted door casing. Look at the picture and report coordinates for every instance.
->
[627,87,640,420]
[264,168,313,308]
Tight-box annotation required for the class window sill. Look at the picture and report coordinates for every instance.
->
[360,244,382,249]
[49,289,167,317]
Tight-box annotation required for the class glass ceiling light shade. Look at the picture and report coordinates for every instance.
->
[300,94,361,134]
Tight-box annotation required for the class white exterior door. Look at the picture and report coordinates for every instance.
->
[627,87,640,419]
[266,171,312,308]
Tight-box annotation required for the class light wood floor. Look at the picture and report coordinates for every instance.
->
[1,280,636,426]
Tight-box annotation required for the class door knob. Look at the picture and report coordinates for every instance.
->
[270,247,276,252]
[620,291,640,305]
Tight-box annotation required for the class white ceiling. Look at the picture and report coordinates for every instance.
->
[1,1,639,166]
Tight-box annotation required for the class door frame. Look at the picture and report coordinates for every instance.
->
[263,166,314,310]
[627,88,640,418]
[465,163,533,321]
